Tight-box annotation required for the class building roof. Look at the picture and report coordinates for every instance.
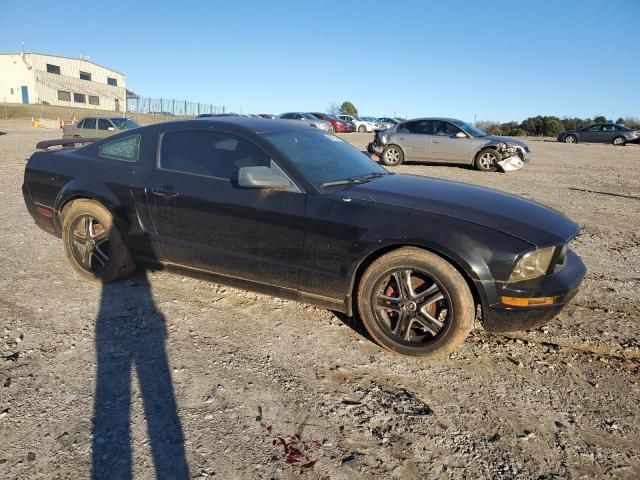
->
[0,51,124,76]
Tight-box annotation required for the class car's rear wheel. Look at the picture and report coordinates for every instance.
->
[612,136,626,146]
[357,248,474,359]
[564,134,577,144]
[358,125,366,133]
[62,200,135,283]
[474,149,500,172]
[381,145,404,166]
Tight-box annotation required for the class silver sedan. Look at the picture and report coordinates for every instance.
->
[368,117,531,172]
[278,112,333,132]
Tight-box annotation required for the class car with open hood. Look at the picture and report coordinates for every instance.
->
[368,117,531,172]
[23,118,584,359]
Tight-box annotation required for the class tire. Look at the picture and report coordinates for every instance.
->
[62,199,135,283]
[474,149,501,172]
[381,144,404,166]
[358,125,366,133]
[612,136,626,146]
[564,134,577,144]
[357,247,474,359]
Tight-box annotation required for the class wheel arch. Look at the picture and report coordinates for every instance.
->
[347,242,489,317]
[54,181,131,237]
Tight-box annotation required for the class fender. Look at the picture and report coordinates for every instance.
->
[345,215,532,312]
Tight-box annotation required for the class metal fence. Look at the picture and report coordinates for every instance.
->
[126,96,230,120]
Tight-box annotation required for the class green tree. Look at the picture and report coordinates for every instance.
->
[339,101,358,116]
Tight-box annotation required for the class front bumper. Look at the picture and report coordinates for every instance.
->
[482,250,586,333]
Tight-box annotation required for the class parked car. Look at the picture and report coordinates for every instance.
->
[338,115,380,133]
[63,117,141,139]
[377,117,400,129]
[24,117,585,359]
[258,114,275,119]
[367,117,531,172]
[309,112,354,133]
[278,112,332,132]
[557,124,640,145]
[197,113,241,118]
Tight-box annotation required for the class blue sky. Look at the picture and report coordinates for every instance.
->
[1,0,638,122]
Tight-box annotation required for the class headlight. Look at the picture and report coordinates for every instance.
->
[508,246,555,283]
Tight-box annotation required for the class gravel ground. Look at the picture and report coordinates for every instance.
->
[1,122,639,479]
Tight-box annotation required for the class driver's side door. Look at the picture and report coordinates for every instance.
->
[145,128,306,289]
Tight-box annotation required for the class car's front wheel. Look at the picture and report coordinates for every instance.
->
[358,125,366,133]
[612,136,626,146]
[564,134,577,144]
[62,199,136,283]
[381,145,404,166]
[474,149,500,172]
[357,248,474,359]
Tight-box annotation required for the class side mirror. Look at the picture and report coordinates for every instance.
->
[107,126,115,131]
[455,131,467,138]
[238,166,290,189]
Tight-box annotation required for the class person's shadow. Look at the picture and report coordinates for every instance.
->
[92,269,189,479]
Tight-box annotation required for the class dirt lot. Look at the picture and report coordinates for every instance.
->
[1,121,639,479]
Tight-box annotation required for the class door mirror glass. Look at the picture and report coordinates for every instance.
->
[455,131,467,138]
[238,166,290,189]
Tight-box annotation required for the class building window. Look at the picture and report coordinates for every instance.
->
[73,93,86,103]
[107,77,118,86]
[89,95,100,105]
[10,88,14,95]
[80,71,92,81]
[46,64,61,74]
[58,90,71,102]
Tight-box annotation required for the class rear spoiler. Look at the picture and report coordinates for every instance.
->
[35,138,100,150]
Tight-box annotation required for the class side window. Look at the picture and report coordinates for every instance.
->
[281,113,293,119]
[588,125,602,132]
[397,122,411,133]
[98,119,113,130]
[433,121,460,136]
[99,134,141,162]
[159,130,271,180]
[602,125,615,131]
[83,118,97,129]
[76,119,85,129]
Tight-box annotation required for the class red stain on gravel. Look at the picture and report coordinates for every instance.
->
[261,423,324,474]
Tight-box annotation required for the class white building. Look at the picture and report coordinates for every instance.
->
[0,52,126,112]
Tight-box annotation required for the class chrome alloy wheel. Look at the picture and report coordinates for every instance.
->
[383,147,401,165]
[478,151,498,169]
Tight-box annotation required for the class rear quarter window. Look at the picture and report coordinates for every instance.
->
[98,134,141,162]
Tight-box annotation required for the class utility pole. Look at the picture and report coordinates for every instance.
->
[474,114,477,126]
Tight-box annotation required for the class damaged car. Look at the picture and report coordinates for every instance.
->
[23,118,584,359]
[367,118,531,172]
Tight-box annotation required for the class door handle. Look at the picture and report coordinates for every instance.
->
[148,186,179,198]
[432,141,440,143]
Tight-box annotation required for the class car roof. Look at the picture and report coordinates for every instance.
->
[172,117,312,134]
[405,117,464,123]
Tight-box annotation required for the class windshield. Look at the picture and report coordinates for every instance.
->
[111,118,141,130]
[452,120,487,137]
[263,130,386,187]
[361,117,378,122]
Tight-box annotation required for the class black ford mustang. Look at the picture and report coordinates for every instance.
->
[22,118,586,358]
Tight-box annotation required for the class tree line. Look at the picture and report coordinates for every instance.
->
[476,116,640,137]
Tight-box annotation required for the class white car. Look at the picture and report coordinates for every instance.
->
[338,115,380,133]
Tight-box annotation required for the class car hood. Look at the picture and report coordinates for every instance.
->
[483,135,529,149]
[346,174,578,246]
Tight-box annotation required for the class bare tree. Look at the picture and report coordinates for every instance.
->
[327,102,340,116]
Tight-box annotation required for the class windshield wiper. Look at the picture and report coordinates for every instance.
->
[320,172,385,188]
